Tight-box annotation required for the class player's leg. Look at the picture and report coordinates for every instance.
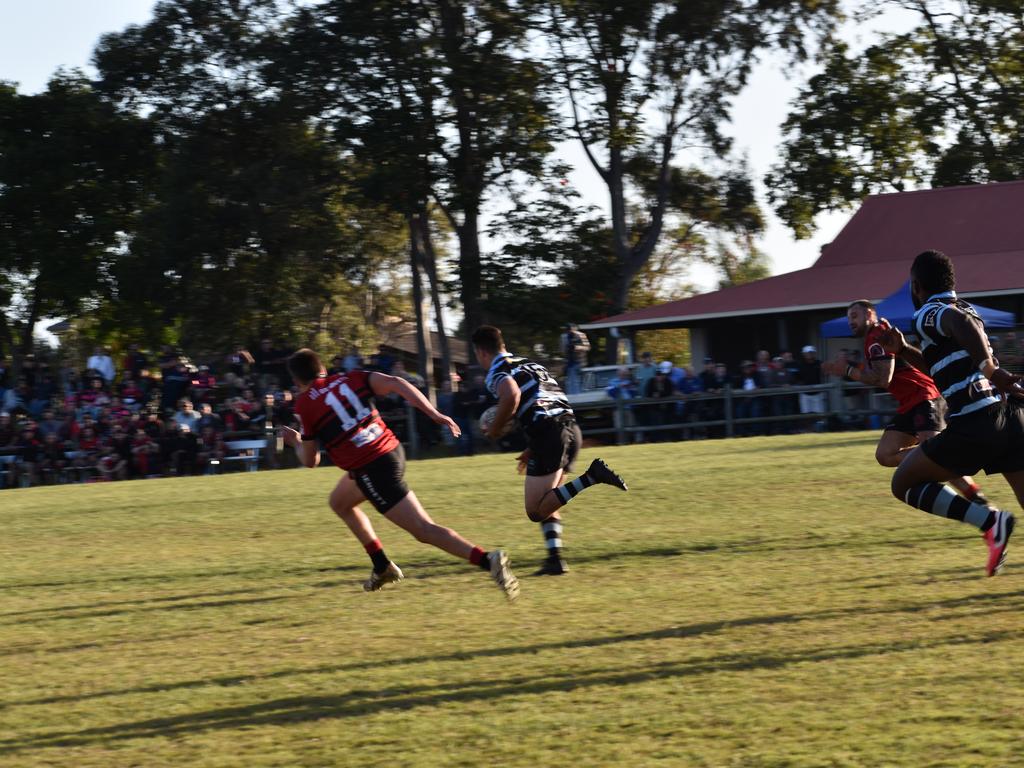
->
[328,473,403,591]
[383,493,519,600]
[875,428,916,467]
[355,446,519,598]
[892,443,1010,575]
[914,428,987,504]
[526,421,627,523]
[525,469,568,574]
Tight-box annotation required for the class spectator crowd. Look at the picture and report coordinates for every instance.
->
[0,340,420,490]
[603,345,835,440]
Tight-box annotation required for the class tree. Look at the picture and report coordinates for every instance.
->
[282,0,559,341]
[768,0,1024,237]
[545,0,839,313]
[94,0,411,355]
[0,76,156,369]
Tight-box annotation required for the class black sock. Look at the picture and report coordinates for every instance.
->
[365,539,391,573]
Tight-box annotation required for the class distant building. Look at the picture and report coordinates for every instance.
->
[582,180,1024,366]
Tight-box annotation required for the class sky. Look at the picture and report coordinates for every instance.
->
[0,1,906,300]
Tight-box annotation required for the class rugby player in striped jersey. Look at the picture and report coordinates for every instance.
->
[471,325,628,576]
[280,348,520,600]
[880,251,1024,576]
[822,299,988,503]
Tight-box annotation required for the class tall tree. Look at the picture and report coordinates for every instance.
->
[282,0,558,341]
[0,76,155,368]
[93,0,407,353]
[768,0,1024,237]
[545,0,839,313]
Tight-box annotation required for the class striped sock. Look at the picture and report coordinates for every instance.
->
[904,482,996,531]
[553,473,596,507]
[541,517,563,557]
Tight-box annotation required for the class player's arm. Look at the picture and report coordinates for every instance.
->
[848,356,895,388]
[487,376,520,439]
[878,326,928,373]
[941,308,1024,397]
[368,373,461,437]
[280,426,320,468]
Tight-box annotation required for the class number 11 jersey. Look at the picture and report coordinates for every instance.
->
[294,370,399,470]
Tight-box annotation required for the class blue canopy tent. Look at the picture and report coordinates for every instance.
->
[820,280,1015,337]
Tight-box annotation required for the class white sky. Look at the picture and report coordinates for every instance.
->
[0,1,912,299]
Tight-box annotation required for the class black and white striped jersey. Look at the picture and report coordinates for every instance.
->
[485,352,573,429]
[913,291,1001,418]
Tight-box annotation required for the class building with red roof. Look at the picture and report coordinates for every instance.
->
[582,180,1024,366]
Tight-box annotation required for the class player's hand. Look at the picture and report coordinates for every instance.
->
[434,413,461,438]
[989,367,1024,399]
[877,325,905,355]
[278,426,302,448]
[515,449,531,475]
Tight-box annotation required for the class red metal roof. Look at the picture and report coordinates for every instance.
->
[583,181,1024,330]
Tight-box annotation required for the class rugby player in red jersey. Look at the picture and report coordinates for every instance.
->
[279,348,519,600]
[823,299,988,505]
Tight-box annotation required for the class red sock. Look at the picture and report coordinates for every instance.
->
[364,539,383,555]
[469,546,485,566]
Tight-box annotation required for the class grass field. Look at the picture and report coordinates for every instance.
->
[2,432,1023,767]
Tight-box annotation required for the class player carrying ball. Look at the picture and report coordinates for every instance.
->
[280,348,520,600]
[471,325,628,575]
[823,299,988,504]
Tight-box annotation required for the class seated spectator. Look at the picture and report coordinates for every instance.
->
[196,402,224,433]
[131,427,160,477]
[197,425,226,473]
[108,425,136,478]
[120,378,145,411]
[57,415,80,444]
[161,361,190,415]
[0,411,16,449]
[3,378,32,418]
[38,432,68,484]
[142,410,165,441]
[174,399,201,433]
[29,374,57,418]
[14,422,42,486]
[161,423,199,476]
[109,396,132,425]
[37,408,62,440]
[95,443,127,482]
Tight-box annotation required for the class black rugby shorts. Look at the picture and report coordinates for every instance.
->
[351,444,410,514]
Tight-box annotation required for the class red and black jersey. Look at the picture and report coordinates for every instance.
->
[864,320,941,414]
[294,370,398,471]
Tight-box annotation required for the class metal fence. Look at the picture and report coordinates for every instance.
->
[575,382,895,445]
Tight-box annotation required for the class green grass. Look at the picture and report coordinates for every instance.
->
[2,432,1023,767]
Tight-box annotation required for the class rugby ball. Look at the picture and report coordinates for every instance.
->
[479,406,512,437]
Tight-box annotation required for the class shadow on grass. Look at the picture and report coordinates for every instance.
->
[2,623,1019,754]
[10,587,1024,714]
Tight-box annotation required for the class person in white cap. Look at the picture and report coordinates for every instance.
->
[797,345,824,425]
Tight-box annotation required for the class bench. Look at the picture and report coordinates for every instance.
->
[222,439,266,472]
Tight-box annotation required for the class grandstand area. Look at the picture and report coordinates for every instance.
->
[3,433,1022,767]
